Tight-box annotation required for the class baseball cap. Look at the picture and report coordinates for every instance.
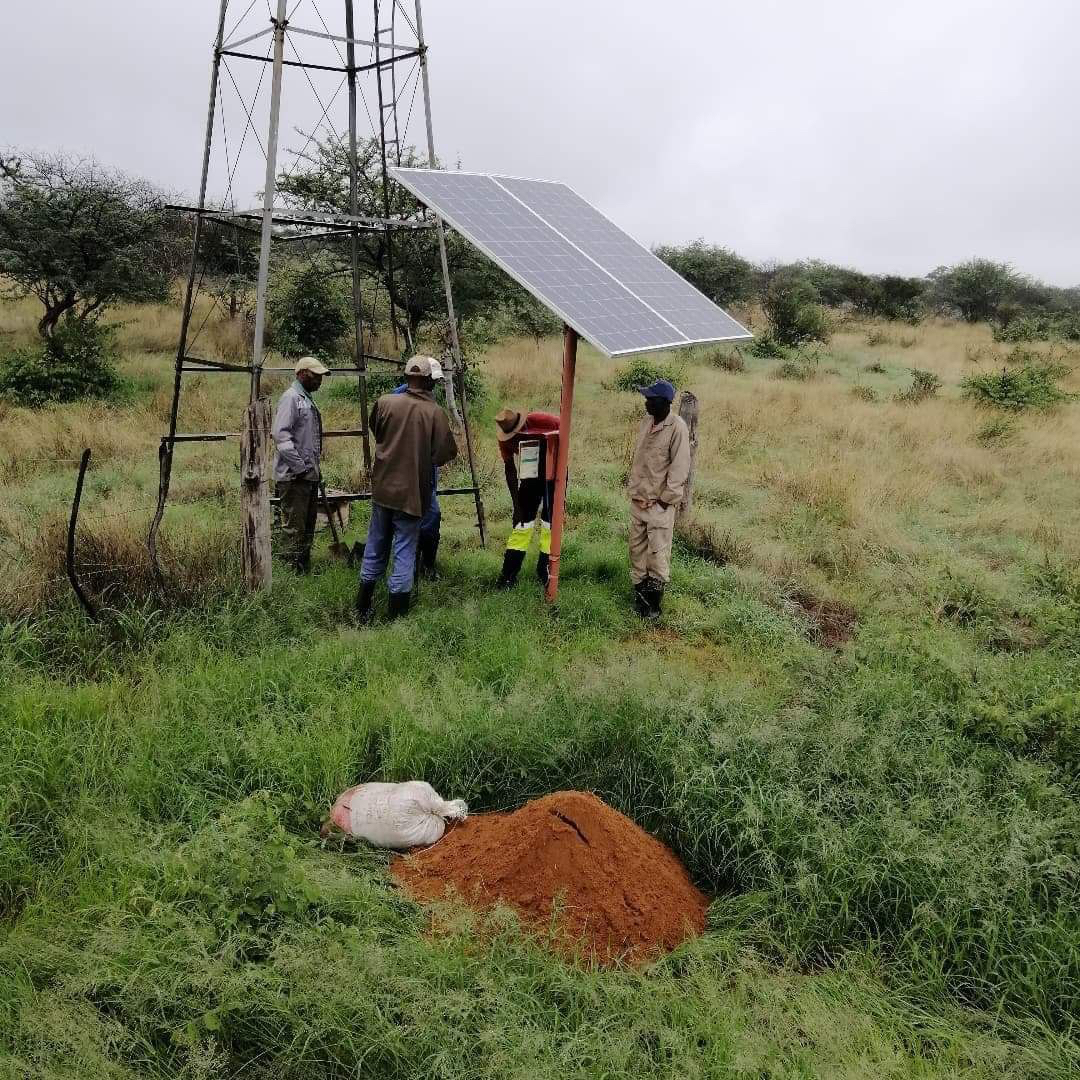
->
[404,354,437,377]
[295,356,330,376]
[636,378,675,402]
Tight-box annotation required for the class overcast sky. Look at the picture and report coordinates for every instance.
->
[4,1,1077,284]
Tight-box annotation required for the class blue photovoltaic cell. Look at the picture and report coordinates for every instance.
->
[390,168,751,357]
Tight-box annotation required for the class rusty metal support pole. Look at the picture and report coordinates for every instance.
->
[545,326,578,603]
[345,0,372,473]
[148,0,230,583]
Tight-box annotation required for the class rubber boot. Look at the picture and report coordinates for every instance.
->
[645,577,664,621]
[388,591,411,619]
[355,579,377,625]
[633,580,650,618]
[496,548,526,589]
[536,552,550,587]
[418,531,440,579]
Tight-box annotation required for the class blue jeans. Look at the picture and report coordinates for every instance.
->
[361,503,422,594]
[420,493,440,540]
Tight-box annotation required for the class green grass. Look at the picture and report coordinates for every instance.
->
[2,307,1080,1076]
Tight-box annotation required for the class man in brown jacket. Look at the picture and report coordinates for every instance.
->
[356,356,458,622]
[627,379,691,620]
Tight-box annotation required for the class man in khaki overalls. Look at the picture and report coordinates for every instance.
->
[627,379,691,620]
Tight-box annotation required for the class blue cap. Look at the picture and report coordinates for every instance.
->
[637,379,675,402]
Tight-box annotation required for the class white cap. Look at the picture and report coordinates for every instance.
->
[429,359,444,381]
[295,356,330,376]
[404,354,437,378]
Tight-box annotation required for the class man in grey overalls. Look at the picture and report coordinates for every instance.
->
[272,356,328,573]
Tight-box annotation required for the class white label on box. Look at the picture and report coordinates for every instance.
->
[518,439,540,480]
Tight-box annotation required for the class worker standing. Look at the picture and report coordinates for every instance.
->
[272,356,329,573]
[494,407,560,589]
[391,358,445,578]
[356,356,457,622]
[627,379,690,619]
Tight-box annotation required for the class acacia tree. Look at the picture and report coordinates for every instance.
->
[274,133,511,345]
[928,259,1028,323]
[0,151,179,338]
[654,240,755,306]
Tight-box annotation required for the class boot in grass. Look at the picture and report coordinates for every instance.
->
[418,532,440,579]
[355,579,377,625]
[645,578,664,620]
[496,549,526,589]
[633,580,650,617]
[388,591,411,619]
[536,552,550,587]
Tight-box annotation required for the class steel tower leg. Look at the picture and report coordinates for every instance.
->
[148,0,230,587]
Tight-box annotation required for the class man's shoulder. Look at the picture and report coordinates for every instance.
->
[671,414,689,434]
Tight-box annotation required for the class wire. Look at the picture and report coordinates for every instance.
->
[224,0,263,46]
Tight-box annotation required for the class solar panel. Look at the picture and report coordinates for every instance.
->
[390,168,752,357]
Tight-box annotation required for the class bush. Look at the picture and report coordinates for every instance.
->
[0,318,122,407]
[774,356,818,381]
[611,356,686,393]
[748,331,787,359]
[762,275,830,346]
[654,241,755,305]
[896,368,942,403]
[975,415,1017,443]
[962,362,1072,410]
[267,255,351,359]
[850,384,878,402]
[706,347,745,373]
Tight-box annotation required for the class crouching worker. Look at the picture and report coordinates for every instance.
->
[355,356,457,623]
[494,407,560,588]
[627,379,690,619]
[272,356,329,573]
[392,358,445,578]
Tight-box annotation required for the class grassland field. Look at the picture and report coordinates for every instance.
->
[1,292,1079,1078]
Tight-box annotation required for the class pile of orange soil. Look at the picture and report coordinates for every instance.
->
[391,790,708,964]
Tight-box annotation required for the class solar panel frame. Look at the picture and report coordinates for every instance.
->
[390,167,752,358]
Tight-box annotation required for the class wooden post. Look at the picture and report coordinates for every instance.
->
[545,326,578,603]
[241,399,273,590]
[677,390,699,518]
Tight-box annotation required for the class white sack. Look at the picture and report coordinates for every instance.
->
[329,781,468,849]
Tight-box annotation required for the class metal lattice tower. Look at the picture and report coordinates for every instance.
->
[148,0,485,589]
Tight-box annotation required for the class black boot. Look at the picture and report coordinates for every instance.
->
[388,591,411,619]
[496,549,526,589]
[418,531,440,579]
[355,579,377,625]
[645,577,664,620]
[536,552,550,587]
[633,580,650,618]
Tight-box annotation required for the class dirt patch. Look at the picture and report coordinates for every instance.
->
[789,589,857,648]
[391,791,708,965]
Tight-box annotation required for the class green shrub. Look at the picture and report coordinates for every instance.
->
[611,355,686,393]
[0,318,122,407]
[267,254,351,359]
[326,363,487,408]
[763,275,831,346]
[896,368,942,403]
[962,363,1072,410]
[850,384,878,402]
[707,347,746,373]
[975,415,1017,443]
[774,356,818,381]
[748,331,787,359]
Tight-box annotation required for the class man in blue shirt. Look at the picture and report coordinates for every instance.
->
[391,357,444,578]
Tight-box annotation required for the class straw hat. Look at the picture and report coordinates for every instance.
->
[494,408,527,441]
